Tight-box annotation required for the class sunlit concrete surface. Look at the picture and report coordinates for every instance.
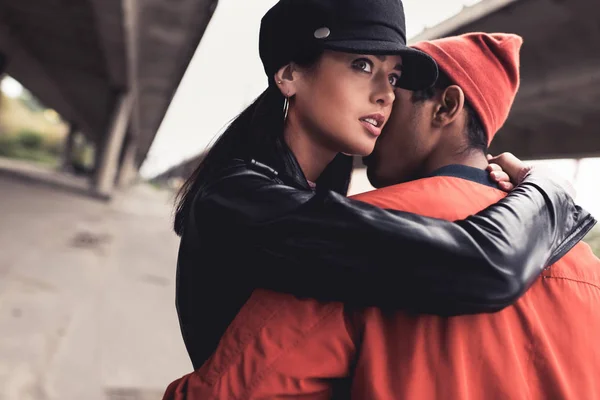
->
[0,162,191,400]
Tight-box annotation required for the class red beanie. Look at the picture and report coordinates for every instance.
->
[412,32,523,145]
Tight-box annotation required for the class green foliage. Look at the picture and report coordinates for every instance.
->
[0,134,17,156]
[0,130,61,166]
[16,129,44,149]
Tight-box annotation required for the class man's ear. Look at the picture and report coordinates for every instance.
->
[274,63,300,98]
[432,85,465,128]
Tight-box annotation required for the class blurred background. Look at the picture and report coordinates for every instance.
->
[0,0,598,398]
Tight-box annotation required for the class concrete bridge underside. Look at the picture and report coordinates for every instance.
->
[0,0,217,197]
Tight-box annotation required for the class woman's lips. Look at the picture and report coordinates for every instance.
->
[359,114,385,137]
[360,119,382,136]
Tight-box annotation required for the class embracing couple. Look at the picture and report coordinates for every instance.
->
[164,0,600,398]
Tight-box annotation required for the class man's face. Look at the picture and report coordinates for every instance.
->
[364,88,436,188]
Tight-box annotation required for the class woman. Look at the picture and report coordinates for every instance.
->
[167,0,595,397]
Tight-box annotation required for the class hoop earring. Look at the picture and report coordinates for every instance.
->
[283,96,289,123]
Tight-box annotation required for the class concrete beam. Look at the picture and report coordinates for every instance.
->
[135,0,219,164]
[516,67,600,101]
[0,50,6,74]
[88,0,128,89]
[491,119,600,160]
[409,0,519,43]
[123,0,142,139]
[93,93,133,199]
[0,22,95,137]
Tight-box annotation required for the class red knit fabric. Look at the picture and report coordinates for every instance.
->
[412,32,523,145]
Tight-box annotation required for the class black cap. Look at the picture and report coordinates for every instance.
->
[259,0,438,91]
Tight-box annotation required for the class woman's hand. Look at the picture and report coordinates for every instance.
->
[486,152,533,191]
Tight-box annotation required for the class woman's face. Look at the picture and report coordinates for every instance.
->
[290,50,403,156]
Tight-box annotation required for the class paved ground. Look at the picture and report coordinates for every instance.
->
[0,160,191,400]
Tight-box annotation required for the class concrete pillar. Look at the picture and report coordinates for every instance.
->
[93,93,133,199]
[0,52,6,110]
[62,123,77,171]
[117,136,138,188]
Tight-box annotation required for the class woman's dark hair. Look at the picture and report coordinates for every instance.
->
[173,48,353,236]
[412,71,488,153]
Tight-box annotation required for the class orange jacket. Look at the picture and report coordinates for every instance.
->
[350,166,600,400]
[163,166,600,399]
[163,288,351,399]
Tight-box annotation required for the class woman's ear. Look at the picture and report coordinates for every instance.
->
[274,63,299,98]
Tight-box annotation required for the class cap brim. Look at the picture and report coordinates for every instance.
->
[323,40,439,91]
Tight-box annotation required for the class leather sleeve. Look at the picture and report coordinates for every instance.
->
[193,164,596,316]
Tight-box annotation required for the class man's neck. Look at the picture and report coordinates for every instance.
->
[423,150,489,177]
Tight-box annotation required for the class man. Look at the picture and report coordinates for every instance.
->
[350,32,600,399]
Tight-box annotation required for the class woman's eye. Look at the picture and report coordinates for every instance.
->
[352,59,372,73]
[389,74,400,87]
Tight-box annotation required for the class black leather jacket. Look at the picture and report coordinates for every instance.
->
[176,155,595,369]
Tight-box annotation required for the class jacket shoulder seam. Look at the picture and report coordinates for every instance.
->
[543,275,600,292]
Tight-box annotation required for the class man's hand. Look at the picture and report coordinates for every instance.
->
[486,152,533,192]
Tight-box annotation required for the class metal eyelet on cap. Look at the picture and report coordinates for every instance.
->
[314,27,331,39]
